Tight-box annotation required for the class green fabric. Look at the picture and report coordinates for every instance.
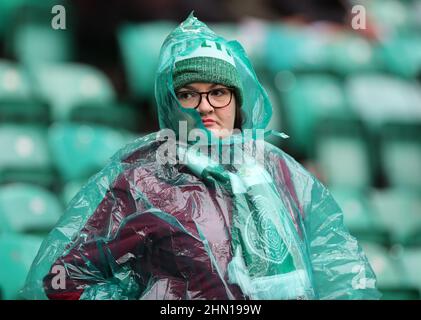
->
[173,56,243,107]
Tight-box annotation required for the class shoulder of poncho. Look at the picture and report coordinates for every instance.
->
[264,141,314,184]
[110,132,162,164]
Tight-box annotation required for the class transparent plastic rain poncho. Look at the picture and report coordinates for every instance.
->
[22,14,381,300]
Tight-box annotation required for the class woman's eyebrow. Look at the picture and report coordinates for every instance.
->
[179,84,226,91]
[210,83,226,89]
[180,85,196,91]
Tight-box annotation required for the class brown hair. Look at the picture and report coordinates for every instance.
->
[233,91,243,131]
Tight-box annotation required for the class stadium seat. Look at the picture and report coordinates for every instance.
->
[0,60,32,100]
[330,188,389,244]
[0,60,50,124]
[0,124,54,187]
[279,74,349,156]
[118,21,176,103]
[0,183,62,235]
[370,189,421,246]
[265,25,378,75]
[0,0,61,38]
[69,101,142,132]
[360,242,420,300]
[379,122,421,190]
[61,180,86,208]
[360,242,402,288]
[0,234,43,300]
[410,0,421,31]
[30,63,116,121]
[381,33,421,78]
[314,117,372,190]
[400,248,421,292]
[48,123,136,182]
[265,25,330,73]
[326,33,379,75]
[345,74,421,130]
[367,0,412,34]
[11,21,74,67]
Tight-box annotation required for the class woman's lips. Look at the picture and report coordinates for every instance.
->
[202,119,216,126]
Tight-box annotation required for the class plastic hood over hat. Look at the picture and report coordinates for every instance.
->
[22,14,380,300]
[155,12,272,137]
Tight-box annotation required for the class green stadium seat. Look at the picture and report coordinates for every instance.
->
[0,183,62,235]
[265,25,378,75]
[265,25,330,74]
[410,0,421,31]
[380,122,421,190]
[279,74,349,156]
[360,242,420,300]
[69,102,141,132]
[30,63,116,121]
[345,75,421,131]
[382,33,421,78]
[11,21,74,67]
[366,0,412,34]
[314,117,372,190]
[326,34,379,75]
[0,60,50,124]
[400,248,421,292]
[48,123,136,182]
[118,22,176,103]
[370,189,421,246]
[380,288,420,300]
[0,124,54,187]
[0,0,60,37]
[0,60,32,100]
[361,242,402,288]
[330,188,389,244]
[61,180,86,208]
[0,234,43,300]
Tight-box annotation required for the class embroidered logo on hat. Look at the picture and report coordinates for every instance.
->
[175,40,236,67]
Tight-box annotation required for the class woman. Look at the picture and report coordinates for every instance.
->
[23,13,380,300]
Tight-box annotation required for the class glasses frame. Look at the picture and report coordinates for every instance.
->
[176,87,234,109]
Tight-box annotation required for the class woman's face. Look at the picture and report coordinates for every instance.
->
[176,82,236,138]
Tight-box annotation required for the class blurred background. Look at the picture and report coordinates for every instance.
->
[0,0,420,300]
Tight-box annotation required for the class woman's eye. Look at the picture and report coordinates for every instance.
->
[177,91,195,100]
[210,89,228,97]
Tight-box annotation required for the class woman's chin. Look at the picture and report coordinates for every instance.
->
[208,128,232,138]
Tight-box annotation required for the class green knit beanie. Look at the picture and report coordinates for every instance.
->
[172,39,243,107]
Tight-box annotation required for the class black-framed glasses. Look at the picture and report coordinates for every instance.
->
[176,87,234,109]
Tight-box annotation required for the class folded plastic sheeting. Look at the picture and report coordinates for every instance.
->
[22,13,380,300]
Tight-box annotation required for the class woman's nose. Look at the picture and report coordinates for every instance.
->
[196,95,214,114]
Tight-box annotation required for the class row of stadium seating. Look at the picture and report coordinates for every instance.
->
[0,0,420,300]
[0,123,136,189]
[2,58,420,189]
[0,119,419,193]
[0,59,142,130]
